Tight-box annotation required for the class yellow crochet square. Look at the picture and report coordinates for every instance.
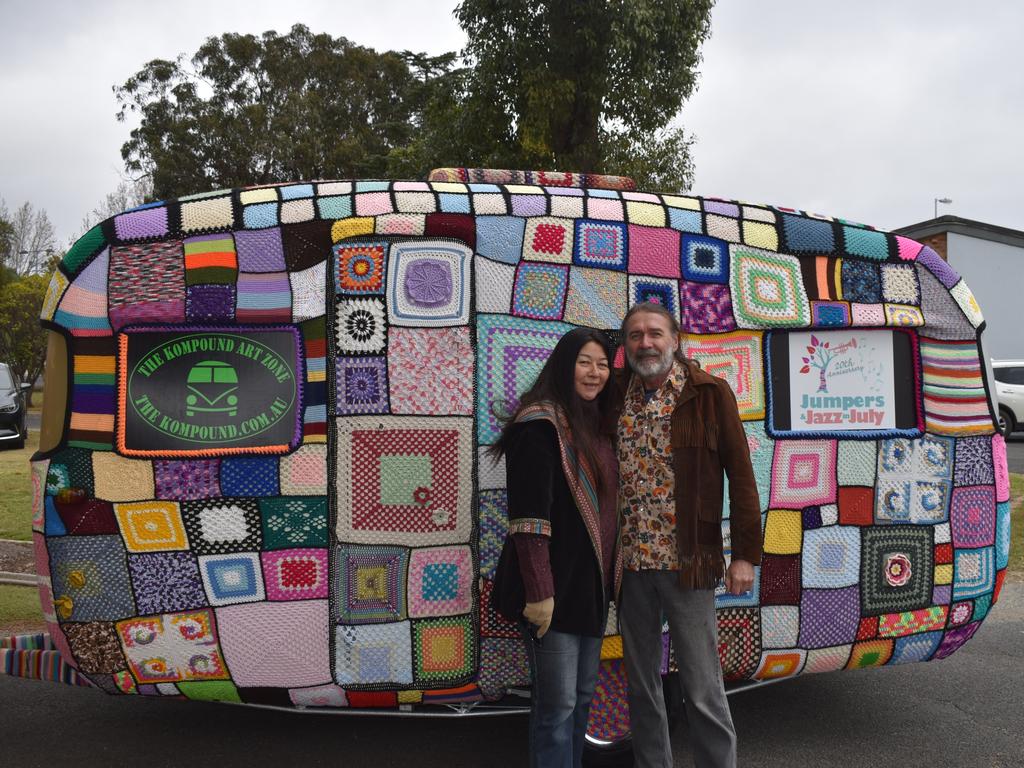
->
[625,201,666,227]
[742,221,779,251]
[662,195,700,211]
[763,510,803,555]
[93,453,155,501]
[398,690,422,704]
[239,188,278,205]
[114,501,187,552]
[600,635,623,660]
[933,564,953,584]
[180,196,234,233]
[331,217,374,242]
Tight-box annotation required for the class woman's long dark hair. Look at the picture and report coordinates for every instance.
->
[488,326,615,491]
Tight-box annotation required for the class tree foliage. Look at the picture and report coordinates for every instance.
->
[0,274,49,402]
[116,24,434,200]
[453,0,714,189]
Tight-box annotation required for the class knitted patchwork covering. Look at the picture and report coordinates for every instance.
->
[33,175,1005,708]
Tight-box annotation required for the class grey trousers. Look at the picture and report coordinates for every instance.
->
[619,570,737,768]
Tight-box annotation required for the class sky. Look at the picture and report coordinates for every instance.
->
[1,0,1022,249]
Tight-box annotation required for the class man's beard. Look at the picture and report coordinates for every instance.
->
[627,346,675,380]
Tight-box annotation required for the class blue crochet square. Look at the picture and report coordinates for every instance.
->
[477,217,526,264]
[439,194,471,213]
[681,234,729,283]
[811,301,851,327]
[573,219,627,270]
[840,260,881,303]
[243,203,278,229]
[667,208,702,233]
[781,215,835,253]
[422,563,459,601]
[629,276,679,320]
[843,226,890,261]
[219,456,280,497]
[512,263,569,320]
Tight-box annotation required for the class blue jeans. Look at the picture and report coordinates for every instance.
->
[523,627,604,768]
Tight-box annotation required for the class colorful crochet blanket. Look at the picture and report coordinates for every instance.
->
[21,167,1007,737]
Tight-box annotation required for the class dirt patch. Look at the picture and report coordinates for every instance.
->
[0,539,34,575]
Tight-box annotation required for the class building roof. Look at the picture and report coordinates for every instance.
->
[893,215,1024,249]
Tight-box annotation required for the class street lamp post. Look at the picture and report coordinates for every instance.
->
[934,197,953,218]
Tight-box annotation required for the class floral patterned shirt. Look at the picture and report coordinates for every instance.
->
[617,361,687,571]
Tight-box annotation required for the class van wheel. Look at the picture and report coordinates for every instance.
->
[999,407,1015,439]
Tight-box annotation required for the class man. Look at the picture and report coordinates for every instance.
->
[616,302,763,768]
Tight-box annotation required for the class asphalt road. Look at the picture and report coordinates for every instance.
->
[1,583,1022,768]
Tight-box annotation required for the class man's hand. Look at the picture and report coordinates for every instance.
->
[523,597,554,638]
[725,559,754,596]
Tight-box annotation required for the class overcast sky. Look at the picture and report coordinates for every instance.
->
[2,0,1022,249]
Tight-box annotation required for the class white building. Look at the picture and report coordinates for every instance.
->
[893,216,1024,361]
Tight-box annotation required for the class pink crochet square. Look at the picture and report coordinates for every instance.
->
[992,433,1010,502]
[628,225,681,278]
[215,600,331,687]
[388,327,474,415]
[261,548,329,601]
[407,545,473,618]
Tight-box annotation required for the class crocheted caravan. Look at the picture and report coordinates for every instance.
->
[11,167,1009,742]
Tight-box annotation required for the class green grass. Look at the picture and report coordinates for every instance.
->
[0,430,37,541]
[0,584,43,630]
[1008,474,1024,575]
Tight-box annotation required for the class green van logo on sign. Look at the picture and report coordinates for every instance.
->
[117,328,302,456]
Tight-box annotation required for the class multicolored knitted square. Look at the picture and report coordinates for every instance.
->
[522,217,573,263]
[628,276,679,319]
[573,220,627,270]
[215,600,331,687]
[48,534,135,622]
[681,234,729,284]
[335,297,387,355]
[334,241,386,295]
[127,551,206,614]
[261,548,329,601]
[336,356,390,415]
[198,552,265,605]
[753,650,806,680]
[260,497,329,550]
[335,416,473,546]
[563,267,627,329]
[840,260,881,303]
[681,331,764,419]
[680,281,736,334]
[412,615,475,685]
[62,621,126,675]
[859,525,933,615]
[875,436,952,524]
[185,284,236,323]
[184,234,237,286]
[235,272,291,322]
[387,327,474,415]
[478,489,509,580]
[334,621,413,686]
[512,262,569,320]
[716,608,761,680]
[116,609,229,683]
[769,441,838,508]
[385,240,471,326]
[333,544,409,623]
[108,241,186,328]
[181,498,262,555]
[729,246,811,328]
[949,486,996,548]
[279,444,327,495]
[475,315,571,444]
[407,546,473,618]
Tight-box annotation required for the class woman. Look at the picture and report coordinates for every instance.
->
[491,326,619,768]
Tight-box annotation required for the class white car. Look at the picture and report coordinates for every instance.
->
[992,359,1024,437]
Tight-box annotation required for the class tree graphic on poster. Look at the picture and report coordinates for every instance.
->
[799,335,852,393]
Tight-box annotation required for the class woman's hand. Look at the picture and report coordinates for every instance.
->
[523,597,554,638]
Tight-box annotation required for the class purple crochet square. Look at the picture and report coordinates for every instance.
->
[186,284,236,322]
[127,552,206,614]
[235,228,287,272]
[154,459,221,500]
[797,586,860,648]
[916,246,960,289]
[336,356,389,415]
[510,195,547,217]
[932,584,952,605]
[702,200,740,218]
[114,206,169,240]
[932,622,981,660]
[681,281,736,333]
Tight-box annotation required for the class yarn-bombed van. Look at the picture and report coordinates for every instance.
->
[9,167,1010,763]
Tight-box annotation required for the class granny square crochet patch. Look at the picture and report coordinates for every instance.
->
[512,262,570,320]
[48,534,135,622]
[563,267,627,329]
[770,441,838,508]
[335,622,413,686]
[730,246,811,328]
[412,615,475,685]
[387,327,473,416]
[681,234,729,283]
[116,609,229,684]
[628,275,679,320]
[859,525,933,616]
[385,240,471,326]
[407,545,473,618]
[335,416,472,546]
[573,219,627,270]
[336,297,387,354]
[681,331,764,420]
[198,552,265,605]
[261,548,329,601]
[334,241,387,295]
[522,217,573,263]
[336,356,390,415]
[333,544,409,624]
[680,281,736,334]
[260,497,329,550]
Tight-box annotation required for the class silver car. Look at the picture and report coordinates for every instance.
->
[992,359,1024,437]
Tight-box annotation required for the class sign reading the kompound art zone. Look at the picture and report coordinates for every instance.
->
[117,327,303,456]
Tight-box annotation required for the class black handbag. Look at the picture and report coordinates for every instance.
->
[492,535,526,623]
